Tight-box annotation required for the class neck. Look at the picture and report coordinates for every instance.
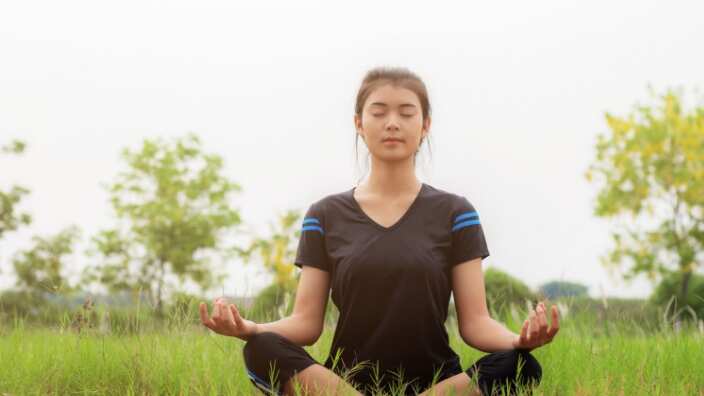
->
[360,156,421,196]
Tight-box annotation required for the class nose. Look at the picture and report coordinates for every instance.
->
[385,114,401,131]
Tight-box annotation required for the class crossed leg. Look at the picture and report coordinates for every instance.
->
[243,332,540,396]
[282,363,362,396]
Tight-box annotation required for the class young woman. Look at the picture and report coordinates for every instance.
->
[199,67,560,396]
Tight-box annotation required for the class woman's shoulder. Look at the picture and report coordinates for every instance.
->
[304,187,355,214]
[423,183,477,210]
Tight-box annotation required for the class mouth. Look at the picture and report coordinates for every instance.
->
[382,138,404,143]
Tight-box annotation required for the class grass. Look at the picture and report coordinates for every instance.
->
[0,301,703,395]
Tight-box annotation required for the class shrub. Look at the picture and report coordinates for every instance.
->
[0,290,74,326]
[649,271,704,323]
[539,280,588,299]
[483,267,537,315]
[558,295,661,334]
[247,280,297,322]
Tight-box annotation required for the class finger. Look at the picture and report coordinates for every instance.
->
[547,305,560,338]
[213,300,225,323]
[537,304,549,338]
[230,304,245,329]
[519,319,529,345]
[529,311,539,340]
[223,301,236,324]
[199,302,216,329]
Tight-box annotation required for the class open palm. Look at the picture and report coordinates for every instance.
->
[199,297,259,341]
[512,302,560,351]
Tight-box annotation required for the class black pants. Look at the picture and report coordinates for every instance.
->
[243,331,542,396]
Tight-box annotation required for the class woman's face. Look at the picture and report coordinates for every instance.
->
[355,84,430,163]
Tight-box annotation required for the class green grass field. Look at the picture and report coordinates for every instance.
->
[1,302,702,396]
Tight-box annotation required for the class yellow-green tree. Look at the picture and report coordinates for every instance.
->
[239,210,301,318]
[586,89,704,302]
[241,209,301,288]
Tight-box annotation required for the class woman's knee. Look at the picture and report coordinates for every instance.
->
[513,350,542,384]
[242,331,287,368]
[242,332,320,392]
[466,349,542,395]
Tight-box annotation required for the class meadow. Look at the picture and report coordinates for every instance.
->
[0,297,702,395]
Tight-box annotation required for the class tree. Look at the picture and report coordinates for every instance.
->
[85,134,242,314]
[241,210,301,287]
[13,226,80,296]
[539,280,588,300]
[0,140,31,240]
[586,89,704,303]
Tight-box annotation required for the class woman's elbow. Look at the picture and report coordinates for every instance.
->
[302,323,324,346]
[458,317,486,348]
[458,326,474,347]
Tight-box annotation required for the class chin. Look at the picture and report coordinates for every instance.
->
[373,151,414,163]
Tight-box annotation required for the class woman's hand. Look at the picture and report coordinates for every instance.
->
[199,297,259,341]
[512,301,560,352]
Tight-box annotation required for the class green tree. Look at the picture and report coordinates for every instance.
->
[13,226,80,296]
[85,134,242,314]
[586,89,704,303]
[0,140,31,240]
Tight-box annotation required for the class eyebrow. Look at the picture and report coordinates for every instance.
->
[369,102,417,108]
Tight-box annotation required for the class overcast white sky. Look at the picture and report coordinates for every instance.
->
[1,0,703,299]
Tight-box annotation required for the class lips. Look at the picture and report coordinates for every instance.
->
[382,138,404,142]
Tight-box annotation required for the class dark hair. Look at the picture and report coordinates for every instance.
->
[354,66,433,183]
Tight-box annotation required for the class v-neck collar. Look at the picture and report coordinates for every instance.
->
[348,183,427,232]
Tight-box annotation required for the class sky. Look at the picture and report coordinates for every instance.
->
[1,0,703,299]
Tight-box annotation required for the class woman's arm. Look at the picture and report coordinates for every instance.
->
[200,265,330,346]
[451,258,519,353]
[255,266,331,346]
[451,259,561,352]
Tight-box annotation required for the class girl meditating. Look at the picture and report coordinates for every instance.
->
[199,66,560,396]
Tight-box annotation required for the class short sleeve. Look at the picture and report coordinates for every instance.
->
[450,196,490,266]
[294,202,331,272]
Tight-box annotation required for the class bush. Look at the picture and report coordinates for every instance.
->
[0,290,75,326]
[650,271,704,323]
[558,295,662,333]
[539,280,588,299]
[247,280,297,322]
[246,278,340,325]
[483,267,537,315]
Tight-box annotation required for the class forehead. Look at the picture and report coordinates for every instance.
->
[365,84,421,108]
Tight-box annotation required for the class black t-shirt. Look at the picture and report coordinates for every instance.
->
[294,182,490,395]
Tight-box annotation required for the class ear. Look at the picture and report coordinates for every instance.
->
[422,116,431,136]
[353,114,361,131]
[354,114,365,137]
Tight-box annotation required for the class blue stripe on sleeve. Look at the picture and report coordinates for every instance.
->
[452,219,481,232]
[454,211,479,224]
[302,217,320,226]
[301,225,324,234]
